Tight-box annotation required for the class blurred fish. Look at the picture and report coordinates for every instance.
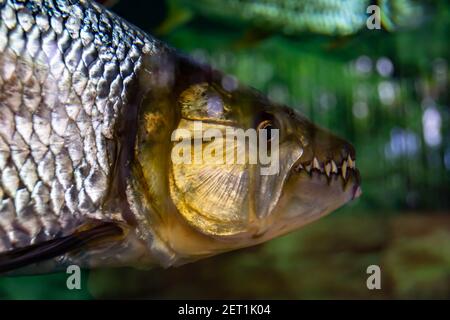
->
[0,0,360,274]
[157,0,424,37]
[378,0,425,31]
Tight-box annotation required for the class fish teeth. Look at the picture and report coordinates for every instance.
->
[347,155,354,169]
[324,162,331,177]
[313,157,321,170]
[342,160,348,179]
[331,160,338,174]
[296,155,355,179]
[305,163,311,173]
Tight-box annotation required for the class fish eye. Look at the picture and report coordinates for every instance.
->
[257,117,277,142]
[257,119,273,131]
[257,119,272,129]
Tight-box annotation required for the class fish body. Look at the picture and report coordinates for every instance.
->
[164,0,423,36]
[0,0,360,274]
[178,0,369,35]
[0,0,162,272]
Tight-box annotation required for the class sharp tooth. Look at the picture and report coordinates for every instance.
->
[324,162,331,177]
[313,157,321,170]
[296,163,303,171]
[331,160,338,173]
[347,155,354,169]
[342,160,347,179]
[305,163,311,173]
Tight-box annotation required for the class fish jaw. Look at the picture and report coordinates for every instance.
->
[226,108,362,246]
[257,152,361,244]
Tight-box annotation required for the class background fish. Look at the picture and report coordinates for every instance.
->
[156,0,424,37]
[0,0,360,274]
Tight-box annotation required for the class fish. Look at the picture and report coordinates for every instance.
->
[0,0,360,274]
[157,0,424,37]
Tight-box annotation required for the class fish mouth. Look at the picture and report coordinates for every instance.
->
[292,153,361,200]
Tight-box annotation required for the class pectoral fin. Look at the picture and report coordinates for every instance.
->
[0,222,123,274]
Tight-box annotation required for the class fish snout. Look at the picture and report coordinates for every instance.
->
[290,121,360,196]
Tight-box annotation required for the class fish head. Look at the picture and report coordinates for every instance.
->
[131,60,361,265]
[257,102,362,241]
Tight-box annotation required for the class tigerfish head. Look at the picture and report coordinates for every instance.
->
[128,55,361,266]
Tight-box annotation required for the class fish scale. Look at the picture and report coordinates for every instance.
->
[0,0,153,253]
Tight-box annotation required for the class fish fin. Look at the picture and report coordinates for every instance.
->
[154,0,193,35]
[0,222,123,274]
[231,28,274,49]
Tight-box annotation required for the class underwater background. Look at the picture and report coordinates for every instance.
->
[1,0,449,299]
